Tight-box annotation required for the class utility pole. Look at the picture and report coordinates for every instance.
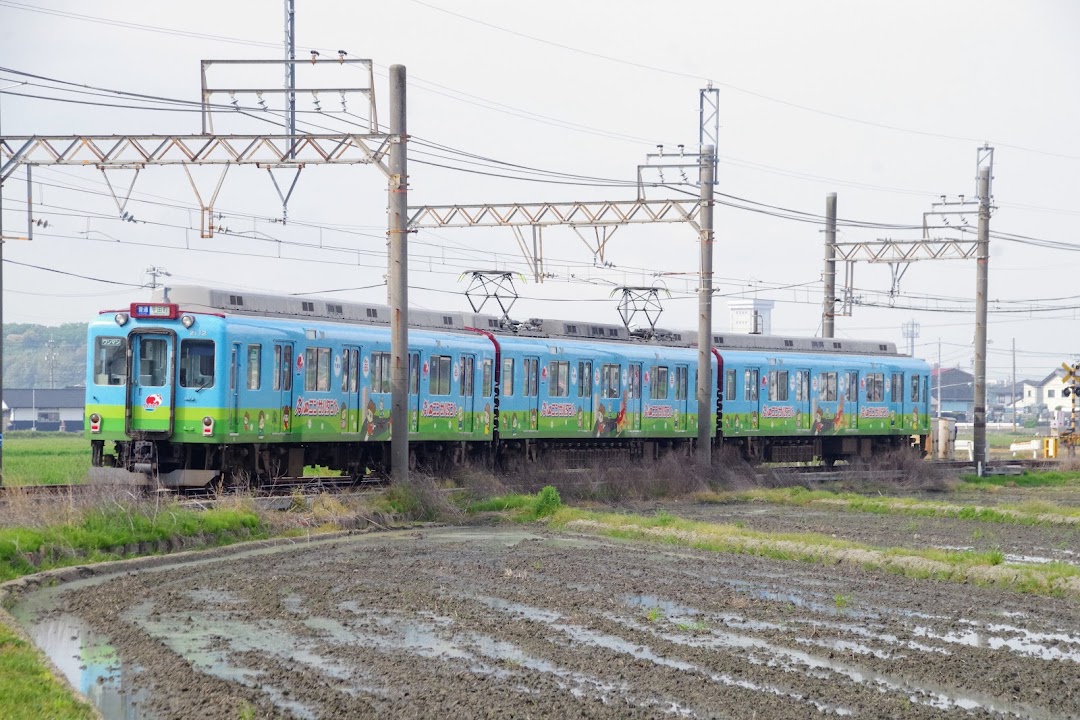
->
[44,341,59,389]
[696,144,715,465]
[901,319,920,357]
[387,65,410,484]
[1012,338,1017,433]
[973,166,991,472]
[936,338,942,418]
[284,0,296,153]
[822,192,837,338]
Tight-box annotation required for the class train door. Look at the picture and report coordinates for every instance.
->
[409,352,420,432]
[795,369,810,430]
[629,363,643,431]
[844,370,858,431]
[525,356,540,431]
[229,342,242,434]
[675,364,689,432]
[342,346,361,433]
[890,371,904,431]
[273,341,295,435]
[128,329,175,436]
[459,354,475,432]
[578,360,594,435]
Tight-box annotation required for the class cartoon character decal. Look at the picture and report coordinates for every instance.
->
[257,411,266,438]
[281,406,291,432]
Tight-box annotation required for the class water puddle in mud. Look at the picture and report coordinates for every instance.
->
[914,620,1080,662]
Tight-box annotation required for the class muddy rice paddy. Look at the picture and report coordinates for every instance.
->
[9,503,1080,720]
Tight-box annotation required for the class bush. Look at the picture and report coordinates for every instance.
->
[533,486,562,518]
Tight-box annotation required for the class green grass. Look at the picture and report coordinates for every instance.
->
[2,432,89,486]
[694,486,1080,526]
[959,470,1080,488]
[466,486,563,521]
[0,504,266,582]
[548,508,1080,599]
[0,623,96,720]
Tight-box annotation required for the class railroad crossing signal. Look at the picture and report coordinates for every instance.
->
[1061,362,1080,385]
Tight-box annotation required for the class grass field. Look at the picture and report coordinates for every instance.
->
[2,432,89,486]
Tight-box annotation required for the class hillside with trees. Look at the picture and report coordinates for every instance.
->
[3,323,88,389]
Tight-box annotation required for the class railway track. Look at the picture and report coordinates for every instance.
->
[0,457,1061,503]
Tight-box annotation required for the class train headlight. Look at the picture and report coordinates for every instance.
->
[181,314,196,328]
[89,413,101,433]
[202,416,214,437]
[114,312,129,326]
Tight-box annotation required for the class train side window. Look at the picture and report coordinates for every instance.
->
[502,358,514,396]
[845,371,858,402]
[350,349,360,393]
[891,373,902,402]
[548,361,569,397]
[866,373,884,402]
[795,371,808,402]
[341,350,350,392]
[820,372,837,402]
[651,366,669,400]
[743,369,759,402]
[524,358,539,397]
[282,346,292,391]
[93,336,126,385]
[180,339,215,389]
[430,355,452,395]
[247,345,262,390]
[482,359,493,397]
[371,352,392,393]
[273,346,281,391]
[577,361,592,398]
[460,355,475,396]
[409,353,419,394]
[725,370,736,401]
[911,375,920,403]
[675,366,688,401]
[767,370,788,402]
[602,364,620,399]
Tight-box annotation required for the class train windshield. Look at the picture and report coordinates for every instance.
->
[180,339,216,388]
[93,336,127,385]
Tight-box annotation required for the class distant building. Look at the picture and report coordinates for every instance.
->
[2,388,85,431]
[931,367,973,420]
[728,298,774,335]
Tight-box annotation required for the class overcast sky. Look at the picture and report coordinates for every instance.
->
[2,0,1078,382]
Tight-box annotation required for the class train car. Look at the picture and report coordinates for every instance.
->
[718,347,930,463]
[87,288,497,486]
[492,333,710,463]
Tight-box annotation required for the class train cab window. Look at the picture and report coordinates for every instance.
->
[460,355,475,396]
[577,361,592,398]
[502,358,514,396]
[139,338,169,387]
[548,361,569,397]
[370,352,392,393]
[482,359,493,397]
[304,347,331,392]
[845,371,858,402]
[601,364,620,399]
[820,372,837,402]
[675,366,689,401]
[247,345,262,390]
[743,369,759,402]
[179,339,215,389]
[911,375,921,403]
[768,370,789,402]
[409,353,419,395]
[651,366,669,400]
[867,373,884,402]
[524,358,539,397]
[93,336,126,386]
[725,370,736,402]
[430,355,452,395]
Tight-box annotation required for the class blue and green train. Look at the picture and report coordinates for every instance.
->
[86,286,931,486]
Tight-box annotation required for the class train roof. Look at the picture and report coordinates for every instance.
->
[152,285,900,357]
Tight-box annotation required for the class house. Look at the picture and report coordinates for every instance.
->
[2,388,85,432]
[931,367,974,419]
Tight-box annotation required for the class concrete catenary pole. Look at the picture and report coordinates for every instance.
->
[696,144,715,465]
[822,192,837,338]
[388,65,410,483]
[973,166,991,472]
[284,0,296,154]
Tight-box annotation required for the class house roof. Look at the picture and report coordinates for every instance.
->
[3,388,85,409]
